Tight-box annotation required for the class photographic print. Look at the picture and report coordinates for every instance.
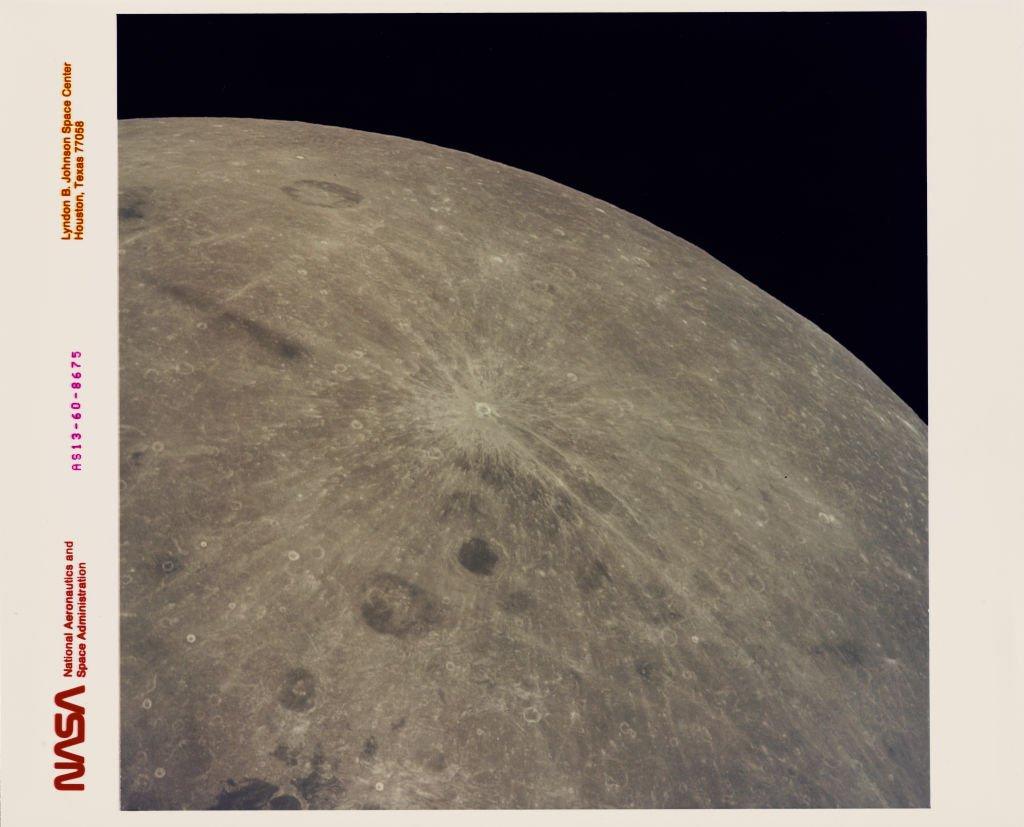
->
[115,12,928,810]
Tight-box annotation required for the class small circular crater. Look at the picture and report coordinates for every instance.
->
[287,550,301,561]
[374,782,385,792]
[185,633,196,644]
[523,707,542,723]
[350,420,364,430]
[279,667,317,712]
[142,698,152,710]
[457,538,499,576]
[154,767,166,778]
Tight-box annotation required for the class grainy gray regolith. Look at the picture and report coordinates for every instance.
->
[118,118,929,810]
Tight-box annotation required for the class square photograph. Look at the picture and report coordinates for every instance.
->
[116,12,928,810]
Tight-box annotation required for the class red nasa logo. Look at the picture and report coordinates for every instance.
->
[53,685,85,790]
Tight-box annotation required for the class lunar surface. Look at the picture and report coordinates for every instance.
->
[119,118,928,810]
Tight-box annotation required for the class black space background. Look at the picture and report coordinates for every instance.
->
[117,12,927,421]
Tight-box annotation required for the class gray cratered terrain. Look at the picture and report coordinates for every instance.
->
[119,118,928,810]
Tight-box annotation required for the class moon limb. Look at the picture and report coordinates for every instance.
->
[118,117,928,810]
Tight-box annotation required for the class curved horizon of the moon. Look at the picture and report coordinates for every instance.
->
[118,117,928,810]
